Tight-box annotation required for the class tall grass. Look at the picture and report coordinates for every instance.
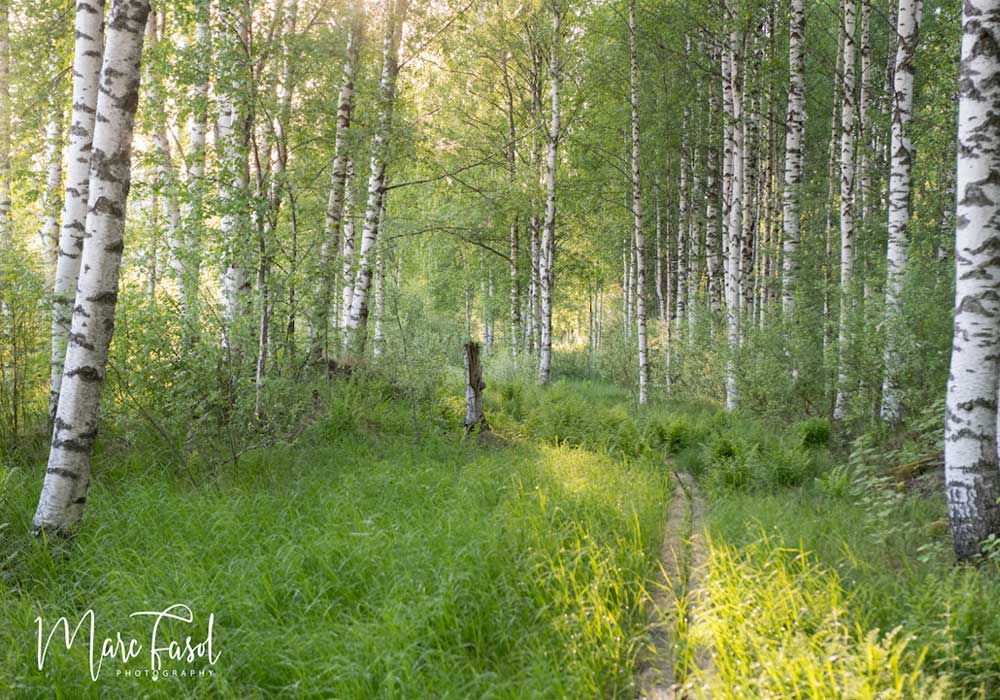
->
[0,373,669,699]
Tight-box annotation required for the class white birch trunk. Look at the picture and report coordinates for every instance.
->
[725,30,743,411]
[537,0,560,385]
[372,198,387,360]
[50,0,106,421]
[339,160,357,332]
[706,81,721,315]
[945,0,1000,560]
[311,9,362,360]
[880,0,923,425]
[178,3,209,336]
[833,0,858,422]
[34,0,151,534]
[781,0,805,316]
[38,40,64,281]
[629,0,648,404]
[345,0,408,357]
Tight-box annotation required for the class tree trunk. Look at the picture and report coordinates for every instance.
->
[463,341,488,433]
[706,73,721,315]
[945,0,1000,561]
[725,28,743,412]
[178,2,209,344]
[218,0,252,361]
[823,1,845,361]
[781,0,805,316]
[833,0,858,422]
[345,0,408,357]
[537,0,561,385]
[338,159,357,331]
[38,36,64,283]
[373,197,387,359]
[145,12,182,304]
[34,0,150,535]
[628,0,648,404]
[50,0,106,422]
[311,9,362,361]
[880,0,922,425]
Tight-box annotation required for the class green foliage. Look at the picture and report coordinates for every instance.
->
[797,417,832,449]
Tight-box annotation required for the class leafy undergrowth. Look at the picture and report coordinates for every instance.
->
[0,372,669,699]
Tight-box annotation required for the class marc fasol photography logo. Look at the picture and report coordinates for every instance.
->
[35,603,220,681]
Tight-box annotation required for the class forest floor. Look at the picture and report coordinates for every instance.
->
[1,366,1000,698]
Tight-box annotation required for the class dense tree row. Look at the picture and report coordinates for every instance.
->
[0,0,996,558]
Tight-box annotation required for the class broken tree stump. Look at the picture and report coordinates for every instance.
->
[464,341,489,434]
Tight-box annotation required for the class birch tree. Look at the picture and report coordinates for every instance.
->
[178,0,210,337]
[781,0,805,316]
[50,0,106,421]
[537,0,561,385]
[628,0,648,404]
[880,0,923,425]
[34,0,151,534]
[833,0,858,422]
[345,0,409,357]
[945,0,1000,561]
[725,28,743,412]
[311,8,363,360]
[218,0,252,359]
[38,36,65,278]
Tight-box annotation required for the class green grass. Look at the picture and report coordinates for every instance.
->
[0,373,670,699]
[689,401,1000,699]
[5,361,1000,699]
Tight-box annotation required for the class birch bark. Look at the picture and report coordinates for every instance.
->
[945,0,1000,560]
[880,0,923,424]
[345,0,408,356]
[833,0,858,422]
[34,0,151,534]
[50,0,106,421]
[537,0,560,384]
[629,0,648,403]
[781,0,805,316]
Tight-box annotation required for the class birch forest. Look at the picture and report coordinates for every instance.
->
[1,0,1000,697]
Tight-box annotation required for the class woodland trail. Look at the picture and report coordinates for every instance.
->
[638,471,712,700]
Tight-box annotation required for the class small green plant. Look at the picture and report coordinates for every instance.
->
[797,417,832,449]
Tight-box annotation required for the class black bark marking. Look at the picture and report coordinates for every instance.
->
[66,365,102,382]
[46,467,80,480]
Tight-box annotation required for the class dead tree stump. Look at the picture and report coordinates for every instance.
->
[464,341,489,434]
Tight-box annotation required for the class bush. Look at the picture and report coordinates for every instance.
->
[797,417,832,449]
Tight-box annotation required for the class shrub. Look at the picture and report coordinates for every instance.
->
[797,417,832,449]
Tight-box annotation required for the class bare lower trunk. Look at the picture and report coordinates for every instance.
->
[537,0,561,385]
[880,0,922,425]
[629,0,648,403]
[833,0,858,422]
[945,0,1000,561]
[463,342,488,433]
[34,0,150,534]
[725,28,743,411]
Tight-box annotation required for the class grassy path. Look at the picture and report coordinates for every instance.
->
[639,472,710,700]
